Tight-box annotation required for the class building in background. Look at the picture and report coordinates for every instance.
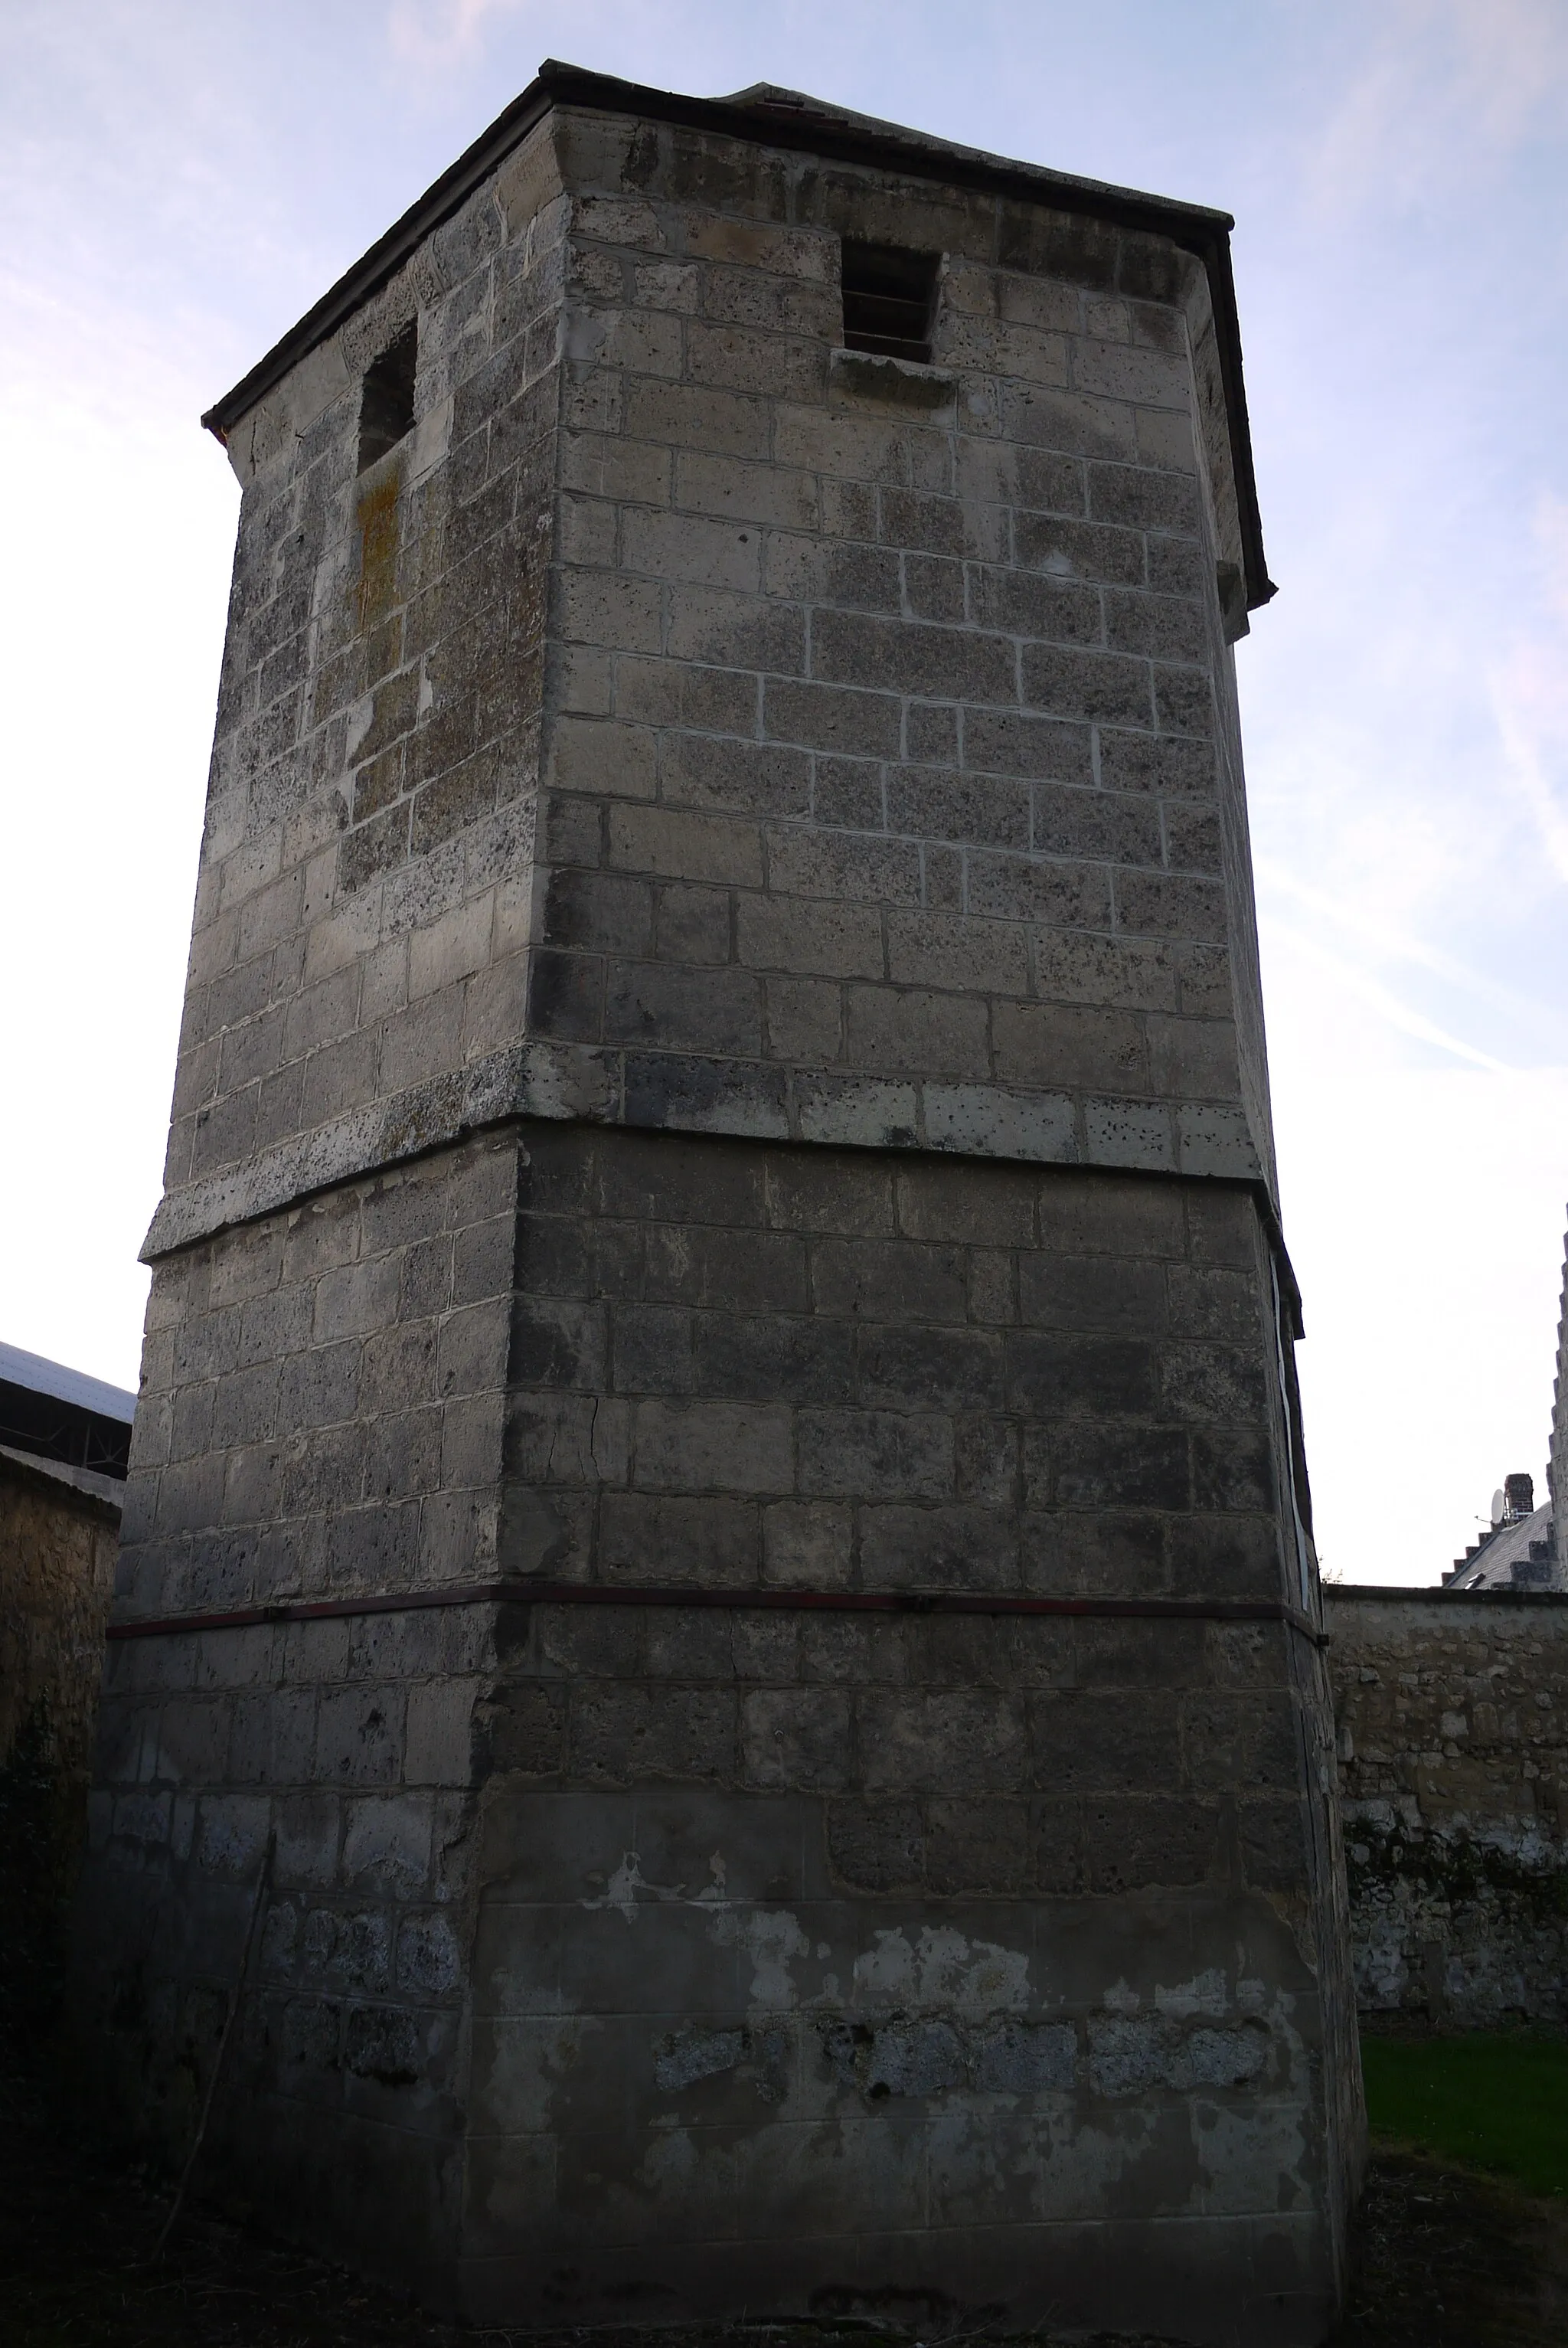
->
[1,1342,131,2037]
[1441,1209,1568,1592]
[1445,1471,1557,1591]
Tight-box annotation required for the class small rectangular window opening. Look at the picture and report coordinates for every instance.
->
[358,322,417,473]
[841,243,939,365]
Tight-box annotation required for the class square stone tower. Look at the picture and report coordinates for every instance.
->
[75,63,1362,2342]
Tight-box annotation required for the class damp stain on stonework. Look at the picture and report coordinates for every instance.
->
[354,472,401,634]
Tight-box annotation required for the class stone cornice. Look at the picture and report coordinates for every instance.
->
[142,1039,1263,1262]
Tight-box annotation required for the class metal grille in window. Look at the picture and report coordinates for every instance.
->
[840,243,938,365]
[358,322,417,473]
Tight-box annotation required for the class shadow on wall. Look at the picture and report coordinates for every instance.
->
[1,1453,121,2048]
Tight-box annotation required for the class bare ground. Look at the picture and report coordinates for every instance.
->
[1,2047,1563,2348]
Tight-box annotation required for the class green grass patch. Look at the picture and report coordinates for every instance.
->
[1362,2031,1568,2196]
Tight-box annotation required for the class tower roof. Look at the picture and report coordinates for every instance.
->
[201,59,1274,612]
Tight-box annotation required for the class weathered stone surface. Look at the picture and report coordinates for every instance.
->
[142,76,1285,1274]
[1328,1588,1568,2026]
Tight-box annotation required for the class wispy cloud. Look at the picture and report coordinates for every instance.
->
[1266,919,1517,1072]
[1256,855,1559,1038]
[1491,492,1568,888]
[387,0,534,66]
[1305,0,1568,215]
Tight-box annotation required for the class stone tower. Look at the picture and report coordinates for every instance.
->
[75,63,1361,2342]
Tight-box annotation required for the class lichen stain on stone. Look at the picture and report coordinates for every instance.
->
[1193,2097,1311,2214]
[583,1850,650,1924]
[1152,1964,1229,2019]
[581,1847,733,1928]
[653,2026,745,2091]
[971,2017,1076,2093]
[851,1923,1030,2019]
[736,1908,811,2007]
[652,2023,788,2101]
[821,2013,1075,2101]
[1087,2013,1271,2098]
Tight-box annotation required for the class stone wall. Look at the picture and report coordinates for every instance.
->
[1326,1587,1568,2026]
[503,1127,1286,1597]
[85,1125,1353,2327]
[464,1592,1335,2329]
[82,1131,514,2224]
[2,1452,119,2036]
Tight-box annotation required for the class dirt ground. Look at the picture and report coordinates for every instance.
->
[2,2049,1565,2348]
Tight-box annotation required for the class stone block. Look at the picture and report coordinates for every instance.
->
[825,1797,924,1891]
[632,1398,793,1493]
[558,570,662,652]
[843,986,990,1078]
[741,1689,852,1790]
[661,732,809,820]
[570,1683,738,1782]
[797,1407,953,1500]
[606,962,763,1055]
[1019,1254,1167,1336]
[609,803,764,888]
[341,1792,433,1896]
[858,1324,1005,1411]
[858,1503,1018,1590]
[482,1681,567,1775]
[813,609,1015,704]
[886,911,1030,996]
[810,1234,968,1323]
[965,852,1111,929]
[1089,463,1200,535]
[1021,1507,1168,1597]
[1050,1421,1187,1508]
[859,1689,1027,1794]
[991,999,1145,1091]
[762,1500,852,1588]
[1191,1430,1274,1512]
[764,828,920,908]
[598,1491,759,1582]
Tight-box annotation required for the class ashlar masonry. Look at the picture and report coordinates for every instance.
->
[73,63,1361,2345]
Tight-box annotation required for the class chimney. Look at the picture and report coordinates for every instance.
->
[1505,1472,1535,1521]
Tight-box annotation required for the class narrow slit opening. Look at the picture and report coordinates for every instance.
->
[841,242,939,365]
[358,322,417,473]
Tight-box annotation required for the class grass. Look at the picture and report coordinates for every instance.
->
[1362,2030,1568,2197]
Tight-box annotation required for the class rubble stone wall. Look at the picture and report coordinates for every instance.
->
[1,1455,119,2032]
[1326,1588,1568,2026]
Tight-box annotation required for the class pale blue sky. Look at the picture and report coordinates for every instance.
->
[4,0,1566,1581]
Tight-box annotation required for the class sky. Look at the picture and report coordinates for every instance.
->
[2,0,1566,1584]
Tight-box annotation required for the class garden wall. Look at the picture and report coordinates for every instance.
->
[1,1450,119,2037]
[1326,1588,1568,2026]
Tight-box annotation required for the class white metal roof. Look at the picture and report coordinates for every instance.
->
[0,1339,136,1424]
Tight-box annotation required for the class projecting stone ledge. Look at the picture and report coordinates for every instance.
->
[142,1037,1263,1260]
